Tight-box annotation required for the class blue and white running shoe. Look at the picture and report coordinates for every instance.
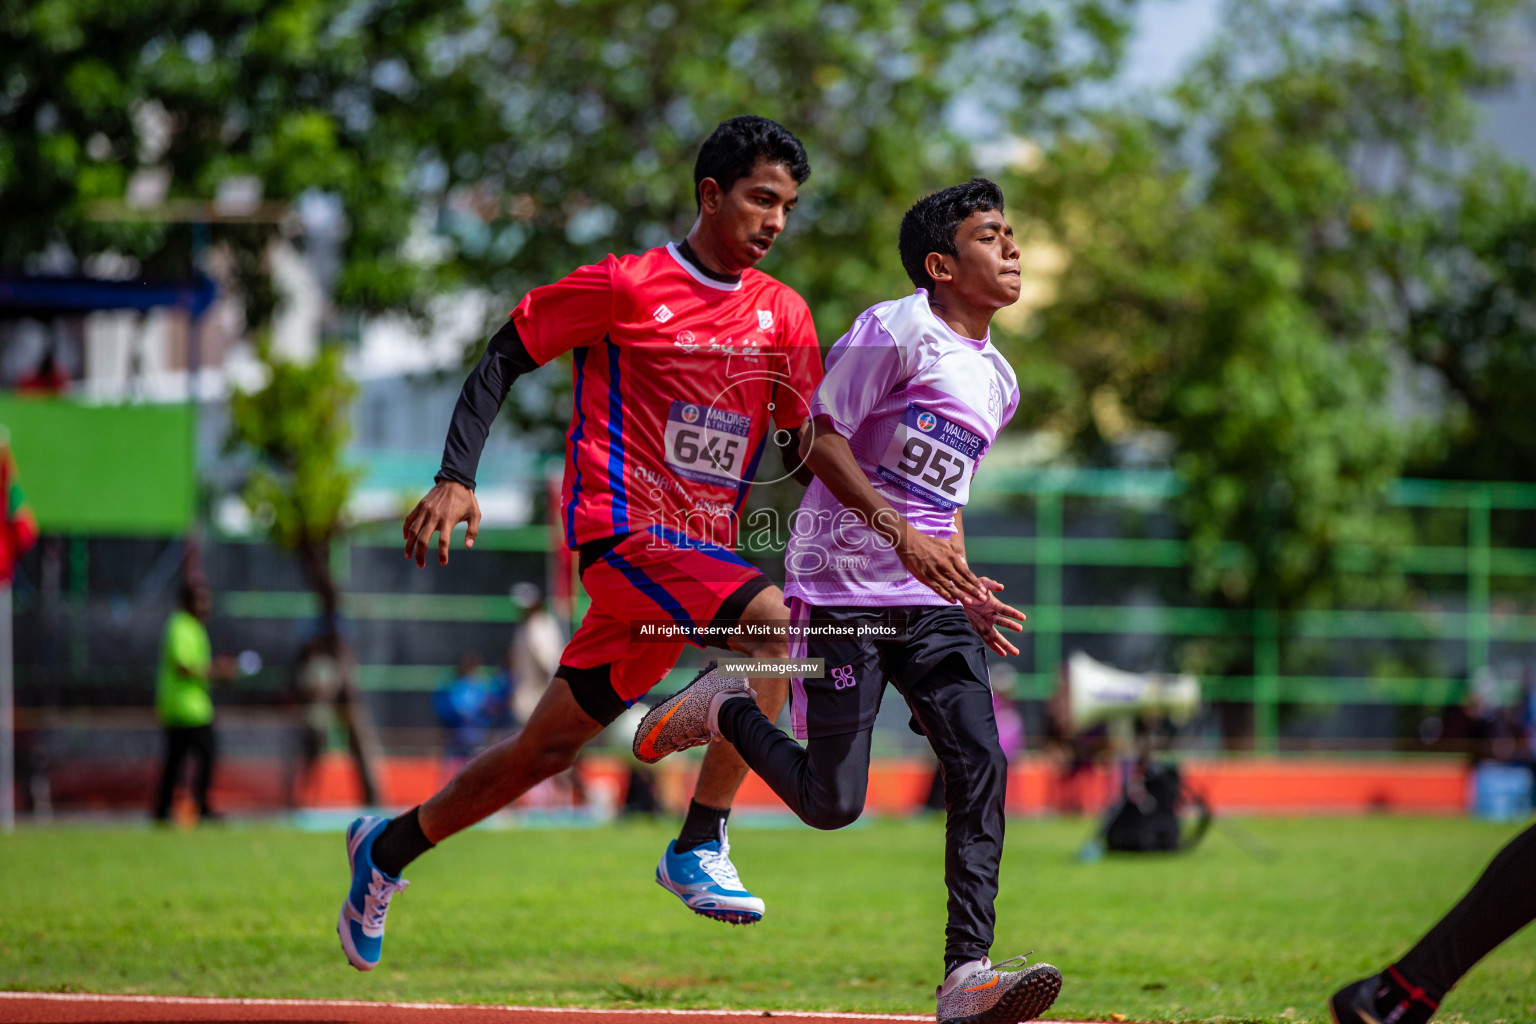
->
[655,823,764,925]
[337,815,410,971]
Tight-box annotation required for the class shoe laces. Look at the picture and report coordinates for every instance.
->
[990,951,1035,973]
[695,823,743,888]
[364,872,409,931]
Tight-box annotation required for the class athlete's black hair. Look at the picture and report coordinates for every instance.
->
[693,116,811,209]
[898,178,1007,291]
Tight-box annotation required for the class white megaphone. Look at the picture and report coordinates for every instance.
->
[1067,651,1200,732]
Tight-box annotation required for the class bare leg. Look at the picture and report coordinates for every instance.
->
[418,678,603,844]
[655,585,793,922]
[690,585,791,810]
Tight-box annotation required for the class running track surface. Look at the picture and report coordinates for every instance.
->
[0,993,1131,1024]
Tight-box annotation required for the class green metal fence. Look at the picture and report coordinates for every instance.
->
[200,470,1536,750]
[971,469,1536,750]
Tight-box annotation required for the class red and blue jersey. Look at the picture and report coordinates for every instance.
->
[514,243,823,550]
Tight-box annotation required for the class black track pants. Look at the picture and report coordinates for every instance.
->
[1396,820,1536,1000]
[718,654,1006,967]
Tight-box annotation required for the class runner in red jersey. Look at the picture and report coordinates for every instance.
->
[334,118,821,972]
[515,243,820,552]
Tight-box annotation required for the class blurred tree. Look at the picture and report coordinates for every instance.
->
[1009,0,1529,648]
[414,0,1137,441]
[226,342,385,800]
[1403,162,1536,483]
[227,342,358,615]
[0,0,498,320]
[0,0,1136,431]
[420,0,1133,332]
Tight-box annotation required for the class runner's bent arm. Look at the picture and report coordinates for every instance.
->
[776,420,814,486]
[405,258,618,566]
[403,320,540,566]
[800,313,984,603]
[801,415,985,605]
[436,320,540,491]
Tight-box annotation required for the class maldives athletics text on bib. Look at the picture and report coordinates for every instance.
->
[875,402,984,510]
[664,400,755,488]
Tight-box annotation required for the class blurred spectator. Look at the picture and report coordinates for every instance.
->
[433,652,511,780]
[992,668,1026,761]
[1439,691,1494,764]
[506,586,585,808]
[1523,671,1536,763]
[285,614,384,807]
[1043,663,1112,815]
[16,346,68,395]
[509,583,564,726]
[622,764,661,816]
[152,578,234,823]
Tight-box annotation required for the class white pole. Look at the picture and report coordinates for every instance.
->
[1,581,13,831]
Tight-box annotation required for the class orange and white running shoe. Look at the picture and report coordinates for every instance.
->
[631,661,755,764]
[936,955,1063,1024]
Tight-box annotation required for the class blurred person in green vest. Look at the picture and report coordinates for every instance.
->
[152,577,234,823]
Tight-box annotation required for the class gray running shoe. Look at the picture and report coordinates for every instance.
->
[632,661,755,764]
[936,955,1063,1024]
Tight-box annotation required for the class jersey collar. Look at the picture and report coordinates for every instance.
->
[916,288,991,350]
[667,242,744,292]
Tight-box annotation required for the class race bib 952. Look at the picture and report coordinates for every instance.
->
[874,403,982,510]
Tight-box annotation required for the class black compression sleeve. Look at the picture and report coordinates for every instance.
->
[437,318,540,489]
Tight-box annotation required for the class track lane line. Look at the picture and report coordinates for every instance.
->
[0,991,1127,1023]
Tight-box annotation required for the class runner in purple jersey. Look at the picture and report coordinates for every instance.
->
[782,270,1019,611]
[632,179,1063,1024]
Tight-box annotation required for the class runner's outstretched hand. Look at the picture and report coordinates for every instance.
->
[403,480,481,567]
[894,524,987,606]
[964,577,1026,657]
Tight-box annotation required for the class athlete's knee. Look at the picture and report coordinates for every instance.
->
[801,789,865,831]
[802,803,862,831]
[963,746,1010,811]
[938,738,1008,807]
[983,742,1008,782]
[736,636,789,661]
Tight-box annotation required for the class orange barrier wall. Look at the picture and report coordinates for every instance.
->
[283,752,1469,816]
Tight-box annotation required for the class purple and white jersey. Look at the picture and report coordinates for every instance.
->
[785,289,1019,607]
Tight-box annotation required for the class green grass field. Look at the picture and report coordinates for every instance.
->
[2,816,1532,1023]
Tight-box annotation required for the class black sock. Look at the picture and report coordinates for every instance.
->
[675,799,730,854]
[371,806,435,877]
[1394,820,1536,1000]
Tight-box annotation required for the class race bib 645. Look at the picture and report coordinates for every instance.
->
[664,401,754,488]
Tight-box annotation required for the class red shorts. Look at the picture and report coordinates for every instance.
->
[560,526,772,706]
